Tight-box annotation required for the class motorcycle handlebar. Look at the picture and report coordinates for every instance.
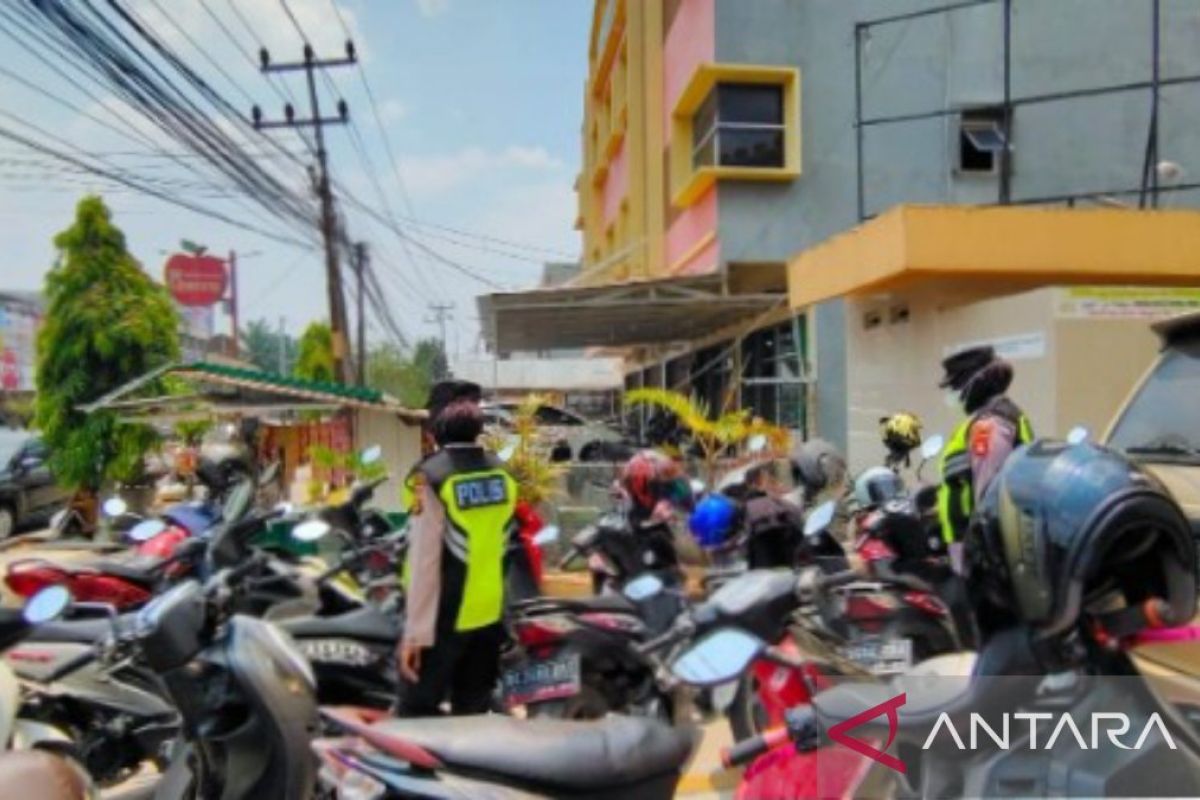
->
[633,619,693,657]
[1097,597,1176,638]
[557,545,582,572]
[797,569,859,598]
[722,726,791,768]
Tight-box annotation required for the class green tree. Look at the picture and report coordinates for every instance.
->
[240,318,294,374]
[294,321,335,383]
[35,195,180,492]
[366,342,430,408]
[413,337,448,382]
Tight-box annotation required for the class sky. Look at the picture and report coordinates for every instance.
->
[0,0,590,357]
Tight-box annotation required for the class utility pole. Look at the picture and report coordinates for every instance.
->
[253,42,356,383]
[425,302,454,356]
[226,250,239,359]
[277,316,287,374]
[352,242,367,385]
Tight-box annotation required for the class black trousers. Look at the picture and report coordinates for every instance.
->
[395,623,505,716]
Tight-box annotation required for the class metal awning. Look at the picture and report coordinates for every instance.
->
[479,271,785,352]
[80,361,426,423]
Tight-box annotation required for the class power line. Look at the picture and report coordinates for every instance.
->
[0,121,316,248]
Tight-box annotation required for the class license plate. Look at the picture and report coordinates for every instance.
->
[839,637,913,676]
[502,652,581,707]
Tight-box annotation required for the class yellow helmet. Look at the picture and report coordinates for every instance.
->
[880,411,923,455]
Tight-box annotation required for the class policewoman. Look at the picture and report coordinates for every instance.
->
[396,386,518,715]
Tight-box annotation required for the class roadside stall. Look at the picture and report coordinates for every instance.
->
[79,360,425,514]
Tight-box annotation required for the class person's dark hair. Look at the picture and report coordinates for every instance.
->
[961,359,1014,414]
[432,399,483,446]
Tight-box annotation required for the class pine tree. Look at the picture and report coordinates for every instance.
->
[35,196,180,492]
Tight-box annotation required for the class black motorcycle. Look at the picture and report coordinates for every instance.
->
[43,550,320,799]
[315,707,698,799]
[502,572,686,720]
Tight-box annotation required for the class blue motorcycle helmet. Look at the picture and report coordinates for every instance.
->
[688,493,740,550]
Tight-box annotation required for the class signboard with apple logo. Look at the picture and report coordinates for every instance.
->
[164,252,228,307]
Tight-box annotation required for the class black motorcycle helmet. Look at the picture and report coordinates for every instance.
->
[967,440,1197,645]
[790,439,847,502]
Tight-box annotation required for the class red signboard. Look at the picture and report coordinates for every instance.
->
[164,253,227,307]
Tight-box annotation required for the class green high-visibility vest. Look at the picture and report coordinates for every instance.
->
[937,402,1033,544]
[437,468,517,631]
[403,447,517,632]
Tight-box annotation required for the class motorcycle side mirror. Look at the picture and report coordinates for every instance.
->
[671,628,765,687]
[623,573,664,602]
[222,480,254,522]
[532,525,560,547]
[920,435,945,461]
[22,585,72,625]
[258,461,280,486]
[497,438,519,463]
[102,497,128,517]
[293,519,332,543]
[360,445,383,466]
[128,519,168,542]
[804,500,837,538]
[747,434,768,454]
[1066,426,1090,445]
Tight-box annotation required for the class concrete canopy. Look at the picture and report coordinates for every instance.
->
[479,272,784,352]
[788,205,1200,309]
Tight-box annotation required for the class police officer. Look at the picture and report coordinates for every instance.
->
[396,388,517,715]
[937,346,1033,550]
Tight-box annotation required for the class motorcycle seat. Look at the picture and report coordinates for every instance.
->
[0,751,90,800]
[512,593,635,616]
[371,714,698,792]
[84,558,160,586]
[281,606,399,643]
[29,615,120,644]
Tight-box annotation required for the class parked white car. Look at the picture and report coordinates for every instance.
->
[481,402,632,462]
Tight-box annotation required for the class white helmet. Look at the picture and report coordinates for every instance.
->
[853,466,904,509]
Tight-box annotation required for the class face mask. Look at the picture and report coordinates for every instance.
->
[943,390,962,410]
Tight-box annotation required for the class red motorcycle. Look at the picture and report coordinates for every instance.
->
[726,497,962,742]
[5,519,196,609]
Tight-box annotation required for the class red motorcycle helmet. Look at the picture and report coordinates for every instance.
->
[620,450,691,519]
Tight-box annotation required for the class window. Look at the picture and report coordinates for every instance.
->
[691,83,785,171]
[741,317,807,430]
[534,406,584,426]
[1108,341,1200,461]
[959,107,1008,174]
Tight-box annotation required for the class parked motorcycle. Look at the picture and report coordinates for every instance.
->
[39,552,320,798]
[0,586,93,800]
[503,570,686,720]
[314,706,698,799]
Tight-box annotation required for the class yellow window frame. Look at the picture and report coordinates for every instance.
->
[670,64,801,208]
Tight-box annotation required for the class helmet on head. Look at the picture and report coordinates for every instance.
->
[853,466,905,509]
[689,493,740,550]
[620,450,690,517]
[968,440,1197,646]
[880,412,922,459]
[791,439,847,500]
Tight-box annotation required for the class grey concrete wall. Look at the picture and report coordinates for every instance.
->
[710,0,1200,446]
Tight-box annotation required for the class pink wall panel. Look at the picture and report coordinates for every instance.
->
[663,0,715,136]
[676,233,720,276]
[602,138,628,227]
[666,183,718,274]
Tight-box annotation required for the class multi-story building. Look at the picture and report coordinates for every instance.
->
[482,0,1200,468]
